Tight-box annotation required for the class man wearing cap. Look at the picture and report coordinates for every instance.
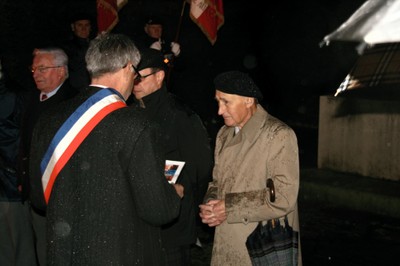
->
[139,16,181,61]
[131,48,213,266]
[199,71,302,265]
[61,12,93,90]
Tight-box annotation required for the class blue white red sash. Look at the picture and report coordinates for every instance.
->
[41,88,127,204]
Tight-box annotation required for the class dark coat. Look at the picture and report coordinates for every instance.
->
[29,86,181,265]
[132,86,213,247]
[0,80,23,201]
[18,81,78,202]
[136,33,175,58]
[61,36,91,90]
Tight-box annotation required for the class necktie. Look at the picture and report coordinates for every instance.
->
[41,94,48,101]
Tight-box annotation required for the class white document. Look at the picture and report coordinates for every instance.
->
[165,160,185,184]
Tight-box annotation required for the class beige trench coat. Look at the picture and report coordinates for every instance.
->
[204,105,302,265]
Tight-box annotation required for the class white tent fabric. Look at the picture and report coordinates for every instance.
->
[322,0,400,45]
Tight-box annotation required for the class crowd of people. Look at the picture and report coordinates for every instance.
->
[0,10,302,266]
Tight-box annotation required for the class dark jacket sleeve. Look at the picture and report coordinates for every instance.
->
[127,123,181,226]
[182,113,214,207]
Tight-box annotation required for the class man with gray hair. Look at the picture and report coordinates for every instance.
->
[29,33,183,265]
[18,47,78,265]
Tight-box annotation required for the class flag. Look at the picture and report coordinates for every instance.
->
[97,0,128,33]
[190,0,224,45]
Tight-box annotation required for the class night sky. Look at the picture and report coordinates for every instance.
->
[0,0,366,124]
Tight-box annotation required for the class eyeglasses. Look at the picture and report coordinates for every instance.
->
[134,70,160,83]
[126,63,159,83]
[30,66,62,74]
[131,64,139,75]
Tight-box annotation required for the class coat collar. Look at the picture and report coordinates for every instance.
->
[219,104,268,146]
[240,104,268,141]
[135,84,168,109]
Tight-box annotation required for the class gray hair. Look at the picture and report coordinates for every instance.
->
[85,33,140,78]
[33,47,69,78]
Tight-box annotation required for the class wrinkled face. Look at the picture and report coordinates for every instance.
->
[32,54,65,93]
[71,19,91,39]
[145,24,163,39]
[215,90,254,128]
[132,68,164,100]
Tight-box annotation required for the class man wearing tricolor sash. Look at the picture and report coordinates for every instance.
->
[29,33,183,265]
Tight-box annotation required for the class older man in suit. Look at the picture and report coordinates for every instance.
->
[18,47,78,265]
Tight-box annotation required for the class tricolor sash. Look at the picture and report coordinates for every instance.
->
[41,88,127,204]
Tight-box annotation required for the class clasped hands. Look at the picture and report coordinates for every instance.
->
[199,199,227,227]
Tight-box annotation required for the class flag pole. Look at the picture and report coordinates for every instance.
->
[167,0,187,86]
[174,0,187,43]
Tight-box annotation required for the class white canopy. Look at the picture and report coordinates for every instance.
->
[322,0,400,46]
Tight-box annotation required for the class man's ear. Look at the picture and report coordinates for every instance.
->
[71,23,75,32]
[58,66,67,79]
[156,70,165,83]
[245,97,254,105]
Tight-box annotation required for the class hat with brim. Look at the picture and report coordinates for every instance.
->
[137,48,167,71]
[214,71,263,100]
[70,12,93,23]
[145,16,163,25]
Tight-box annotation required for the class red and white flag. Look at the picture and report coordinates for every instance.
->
[190,0,224,45]
[97,0,128,33]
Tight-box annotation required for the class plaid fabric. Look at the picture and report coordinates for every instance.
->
[336,43,400,96]
[246,216,298,266]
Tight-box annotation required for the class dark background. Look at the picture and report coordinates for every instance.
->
[0,0,366,127]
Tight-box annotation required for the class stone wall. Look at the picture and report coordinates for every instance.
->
[318,95,400,181]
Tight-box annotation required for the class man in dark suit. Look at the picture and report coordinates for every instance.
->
[18,47,78,265]
[138,16,181,61]
[131,48,213,266]
[29,33,183,265]
[61,12,94,90]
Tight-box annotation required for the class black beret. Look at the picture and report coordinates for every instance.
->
[214,71,263,100]
[137,48,167,71]
[145,16,163,25]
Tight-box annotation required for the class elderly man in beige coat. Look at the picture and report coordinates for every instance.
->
[200,70,302,265]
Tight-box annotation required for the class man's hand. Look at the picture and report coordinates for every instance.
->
[173,183,184,198]
[170,42,181,57]
[199,199,226,227]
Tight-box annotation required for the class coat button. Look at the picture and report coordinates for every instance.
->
[242,217,249,224]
